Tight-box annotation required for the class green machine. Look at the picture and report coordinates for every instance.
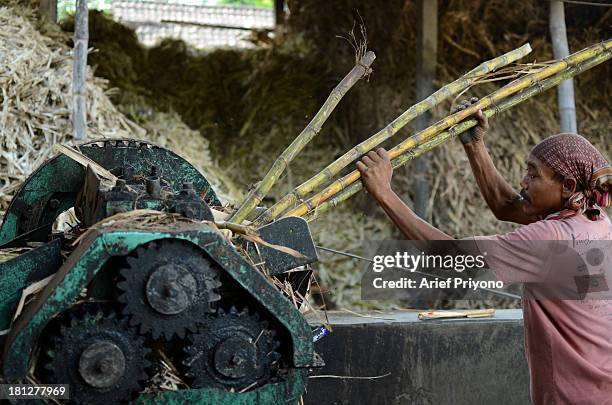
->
[0,139,321,404]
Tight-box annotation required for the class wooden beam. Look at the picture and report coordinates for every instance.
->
[274,0,285,25]
[39,0,57,23]
[549,0,577,133]
[72,0,88,141]
[413,0,438,219]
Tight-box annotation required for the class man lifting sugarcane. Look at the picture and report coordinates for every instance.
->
[356,99,612,405]
[233,39,612,404]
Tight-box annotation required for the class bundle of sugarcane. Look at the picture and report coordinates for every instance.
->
[231,39,611,225]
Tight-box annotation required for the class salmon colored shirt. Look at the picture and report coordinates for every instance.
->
[474,213,612,405]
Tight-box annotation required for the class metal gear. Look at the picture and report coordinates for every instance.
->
[117,239,222,340]
[39,303,150,405]
[183,306,281,391]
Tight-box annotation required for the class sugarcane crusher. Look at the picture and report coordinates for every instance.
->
[0,139,322,404]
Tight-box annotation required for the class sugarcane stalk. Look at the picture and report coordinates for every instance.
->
[284,39,612,218]
[255,43,533,225]
[303,47,612,221]
[229,51,376,224]
[214,221,257,236]
[304,131,457,221]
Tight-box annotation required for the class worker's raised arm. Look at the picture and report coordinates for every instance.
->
[463,140,535,224]
[455,99,537,225]
[357,149,454,240]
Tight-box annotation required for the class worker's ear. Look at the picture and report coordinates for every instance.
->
[561,177,577,198]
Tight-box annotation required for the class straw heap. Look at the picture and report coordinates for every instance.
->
[0,6,238,212]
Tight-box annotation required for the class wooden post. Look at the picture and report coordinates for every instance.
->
[72,0,88,141]
[274,0,285,26]
[550,0,577,133]
[39,0,57,23]
[413,0,437,219]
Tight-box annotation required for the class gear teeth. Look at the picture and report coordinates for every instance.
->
[39,303,150,404]
[120,304,131,316]
[139,322,150,336]
[116,241,221,341]
[176,328,186,340]
[182,310,279,390]
[126,256,138,268]
[117,280,129,292]
[151,328,161,340]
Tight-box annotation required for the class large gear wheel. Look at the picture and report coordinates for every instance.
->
[117,239,222,340]
[39,303,150,405]
[183,306,281,391]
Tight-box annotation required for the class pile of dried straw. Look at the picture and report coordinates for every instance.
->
[0,6,238,212]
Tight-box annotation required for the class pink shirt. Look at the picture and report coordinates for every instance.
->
[474,213,612,405]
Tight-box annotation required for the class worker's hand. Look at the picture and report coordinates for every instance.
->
[451,97,489,145]
[356,148,393,201]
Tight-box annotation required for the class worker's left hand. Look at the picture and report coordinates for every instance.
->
[356,148,393,200]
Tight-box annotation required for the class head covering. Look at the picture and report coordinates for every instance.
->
[530,133,612,220]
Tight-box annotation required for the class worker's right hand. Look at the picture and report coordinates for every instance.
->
[451,97,489,145]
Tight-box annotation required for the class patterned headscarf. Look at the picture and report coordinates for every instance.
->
[530,133,612,219]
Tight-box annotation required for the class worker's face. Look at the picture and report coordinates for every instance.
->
[519,154,571,217]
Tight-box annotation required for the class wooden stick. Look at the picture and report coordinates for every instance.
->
[54,144,117,184]
[303,48,612,220]
[72,0,88,141]
[228,51,376,224]
[285,39,612,218]
[255,43,533,224]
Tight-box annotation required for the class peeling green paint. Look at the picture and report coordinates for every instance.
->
[136,369,309,405]
[0,241,61,331]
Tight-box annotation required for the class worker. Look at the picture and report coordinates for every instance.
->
[356,98,612,405]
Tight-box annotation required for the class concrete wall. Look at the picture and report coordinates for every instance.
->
[305,310,530,405]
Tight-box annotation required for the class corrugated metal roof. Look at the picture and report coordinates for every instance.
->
[111,1,275,49]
